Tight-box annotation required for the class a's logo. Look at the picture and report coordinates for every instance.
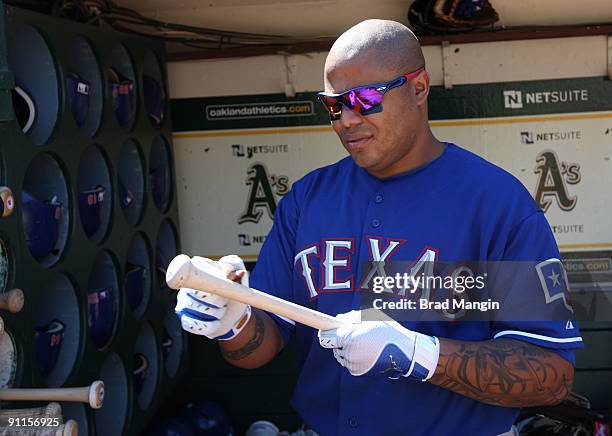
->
[535,258,573,312]
[520,131,534,144]
[533,150,581,212]
[503,90,523,109]
[238,163,289,224]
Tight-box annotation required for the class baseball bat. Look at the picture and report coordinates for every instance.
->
[166,254,347,331]
[0,315,4,336]
[0,381,104,409]
[0,289,25,313]
[0,187,13,218]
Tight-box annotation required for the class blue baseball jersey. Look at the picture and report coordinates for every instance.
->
[250,143,583,436]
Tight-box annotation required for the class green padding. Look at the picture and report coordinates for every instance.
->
[573,370,612,410]
[575,330,612,370]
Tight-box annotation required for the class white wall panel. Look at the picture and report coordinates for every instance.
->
[168,36,608,98]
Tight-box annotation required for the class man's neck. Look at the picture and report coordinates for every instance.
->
[370,134,446,180]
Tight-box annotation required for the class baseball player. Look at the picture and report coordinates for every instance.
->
[176,19,583,435]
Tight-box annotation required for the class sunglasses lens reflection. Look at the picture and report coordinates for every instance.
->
[320,86,384,120]
[354,88,383,109]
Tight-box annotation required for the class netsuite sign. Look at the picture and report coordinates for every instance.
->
[503,89,589,109]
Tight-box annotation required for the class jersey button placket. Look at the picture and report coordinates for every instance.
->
[371,192,383,228]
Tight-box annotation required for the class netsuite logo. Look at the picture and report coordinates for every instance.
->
[503,89,588,109]
[503,90,523,109]
[520,130,582,144]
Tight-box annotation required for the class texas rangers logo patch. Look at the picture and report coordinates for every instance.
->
[535,258,573,312]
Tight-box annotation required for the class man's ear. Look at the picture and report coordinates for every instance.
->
[413,70,430,106]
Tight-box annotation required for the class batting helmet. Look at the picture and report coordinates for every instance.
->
[87,287,116,347]
[109,67,135,128]
[143,74,165,125]
[34,319,65,378]
[12,84,36,133]
[78,185,105,238]
[22,190,62,261]
[125,263,146,311]
[65,72,91,128]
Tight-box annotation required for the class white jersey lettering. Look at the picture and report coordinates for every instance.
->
[294,245,319,298]
[322,240,353,290]
[360,238,402,291]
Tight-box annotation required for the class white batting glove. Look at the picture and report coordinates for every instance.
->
[175,255,251,341]
[318,310,440,381]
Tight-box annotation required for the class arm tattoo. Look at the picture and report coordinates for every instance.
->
[220,311,265,361]
[429,339,574,407]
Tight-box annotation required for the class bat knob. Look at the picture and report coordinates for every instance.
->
[63,419,79,436]
[89,380,104,409]
[165,254,192,290]
[0,187,14,218]
[6,289,24,313]
[47,402,62,417]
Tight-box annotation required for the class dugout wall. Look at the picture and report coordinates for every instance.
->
[0,4,184,434]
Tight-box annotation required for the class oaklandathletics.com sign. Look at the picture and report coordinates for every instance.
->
[206,101,314,120]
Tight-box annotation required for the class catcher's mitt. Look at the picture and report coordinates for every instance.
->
[408,0,499,34]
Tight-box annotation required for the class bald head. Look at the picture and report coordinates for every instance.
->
[325,19,425,81]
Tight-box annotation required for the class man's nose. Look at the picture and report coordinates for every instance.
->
[337,105,363,129]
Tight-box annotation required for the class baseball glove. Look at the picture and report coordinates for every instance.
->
[408,0,499,34]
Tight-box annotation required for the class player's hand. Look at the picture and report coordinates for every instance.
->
[175,255,252,340]
[318,311,440,381]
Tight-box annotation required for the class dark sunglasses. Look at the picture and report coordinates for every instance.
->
[317,67,425,121]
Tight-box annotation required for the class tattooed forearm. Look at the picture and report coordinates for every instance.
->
[220,310,265,361]
[428,338,574,407]
[217,308,284,369]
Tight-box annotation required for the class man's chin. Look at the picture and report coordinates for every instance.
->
[349,154,381,172]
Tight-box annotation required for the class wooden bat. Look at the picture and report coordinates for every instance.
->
[0,420,77,436]
[166,254,348,331]
[0,316,3,336]
[0,381,104,409]
[0,289,25,314]
[0,402,62,424]
[0,187,13,218]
